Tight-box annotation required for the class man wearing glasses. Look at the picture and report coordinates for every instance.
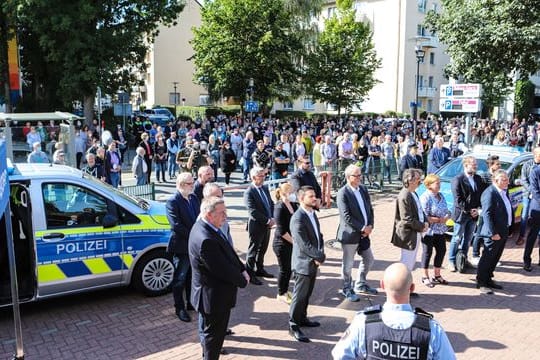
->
[166,172,200,322]
[291,157,322,208]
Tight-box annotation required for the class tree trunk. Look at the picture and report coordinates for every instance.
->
[83,94,95,127]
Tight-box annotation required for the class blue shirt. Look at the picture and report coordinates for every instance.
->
[332,302,456,360]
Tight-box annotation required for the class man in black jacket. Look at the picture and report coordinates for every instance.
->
[291,157,322,208]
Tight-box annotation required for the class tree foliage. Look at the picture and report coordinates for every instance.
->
[424,0,540,112]
[303,8,380,115]
[514,79,535,120]
[14,0,183,121]
[191,0,310,106]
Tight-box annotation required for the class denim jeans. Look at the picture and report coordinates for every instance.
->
[242,157,252,181]
[109,171,120,188]
[155,162,167,182]
[519,195,530,238]
[448,215,477,263]
[172,254,191,310]
[341,244,374,292]
[168,155,178,178]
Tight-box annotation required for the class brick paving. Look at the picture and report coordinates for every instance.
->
[1,189,540,359]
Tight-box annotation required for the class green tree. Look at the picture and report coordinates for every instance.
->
[514,79,535,120]
[15,0,183,123]
[424,0,540,114]
[191,0,306,109]
[303,8,380,116]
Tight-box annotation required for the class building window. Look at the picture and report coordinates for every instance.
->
[327,103,337,111]
[303,98,315,110]
[418,0,427,13]
[428,76,434,88]
[418,75,424,87]
[327,7,336,18]
[283,101,293,110]
[427,100,433,112]
[199,95,210,106]
[429,53,435,65]
[432,3,438,12]
[417,25,426,37]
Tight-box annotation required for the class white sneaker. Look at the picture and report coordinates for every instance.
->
[470,256,480,267]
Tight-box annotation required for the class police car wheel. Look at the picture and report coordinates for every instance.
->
[132,250,174,296]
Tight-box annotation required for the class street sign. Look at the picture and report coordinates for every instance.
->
[440,84,482,98]
[113,103,133,117]
[439,98,481,112]
[245,100,259,113]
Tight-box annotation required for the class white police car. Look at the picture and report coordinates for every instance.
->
[0,163,173,306]
[417,145,532,230]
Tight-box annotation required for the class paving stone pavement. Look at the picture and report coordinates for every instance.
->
[1,188,539,359]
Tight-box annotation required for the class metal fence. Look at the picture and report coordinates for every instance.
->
[119,183,156,200]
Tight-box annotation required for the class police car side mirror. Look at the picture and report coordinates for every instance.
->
[102,214,118,229]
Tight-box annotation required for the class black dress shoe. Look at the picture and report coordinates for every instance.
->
[176,309,191,322]
[186,303,195,311]
[250,276,263,285]
[524,264,533,272]
[220,348,228,355]
[488,281,503,290]
[301,319,320,328]
[289,326,310,342]
[225,329,234,336]
[255,270,275,278]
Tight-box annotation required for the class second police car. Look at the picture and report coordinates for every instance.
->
[0,162,174,306]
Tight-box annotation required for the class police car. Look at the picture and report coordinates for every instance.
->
[0,163,173,306]
[417,145,532,230]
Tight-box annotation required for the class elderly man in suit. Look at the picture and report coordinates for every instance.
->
[337,164,377,303]
[166,172,200,322]
[448,155,485,272]
[476,170,513,294]
[243,167,275,285]
[189,197,249,360]
[289,186,326,343]
[391,169,429,283]
[399,144,423,174]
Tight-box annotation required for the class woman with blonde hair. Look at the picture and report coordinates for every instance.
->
[419,174,450,287]
[272,182,298,304]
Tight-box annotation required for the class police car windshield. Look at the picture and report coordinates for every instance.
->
[82,173,150,210]
[437,158,511,181]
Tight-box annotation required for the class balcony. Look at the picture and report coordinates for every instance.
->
[419,35,439,49]
[418,87,437,98]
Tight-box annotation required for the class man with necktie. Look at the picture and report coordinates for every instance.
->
[289,186,326,343]
[243,167,275,285]
[337,164,377,303]
[189,197,249,359]
[166,172,200,322]
[476,170,513,294]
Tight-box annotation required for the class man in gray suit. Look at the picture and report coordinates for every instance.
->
[289,186,326,343]
[337,164,377,303]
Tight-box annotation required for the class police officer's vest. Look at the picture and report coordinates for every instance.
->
[364,305,431,360]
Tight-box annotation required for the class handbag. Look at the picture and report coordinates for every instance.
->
[356,236,371,254]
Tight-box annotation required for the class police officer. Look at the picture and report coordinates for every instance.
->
[332,263,455,360]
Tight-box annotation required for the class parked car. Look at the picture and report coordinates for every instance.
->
[417,145,532,232]
[1,162,173,306]
[143,108,175,127]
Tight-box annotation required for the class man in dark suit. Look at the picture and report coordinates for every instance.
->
[289,186,326,343]
[448,155,485,272]
[476,170,513,294]
[291,157,322,207]
[189,197,249,359]
[523,155,540,272]
[193,165,214,203]
[399,143,423,174]
[337,164,376,302]
[243,167,275,285]
[166,172,200,322]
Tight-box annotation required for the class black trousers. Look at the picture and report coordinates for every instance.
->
[172,254,191,310]
[523,209,540,266]
[421,234,446,269]
[289,271,316,327]
[246,222,270,273]
[477,235,507,286]
[273,241,292,295]
[198,310,231,360]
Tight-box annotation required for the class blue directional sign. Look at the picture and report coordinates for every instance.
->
[445,86,453,97]
[245,101,259,113]
[444,100,452,110]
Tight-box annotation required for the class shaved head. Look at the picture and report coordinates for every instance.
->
[381,263,413,302]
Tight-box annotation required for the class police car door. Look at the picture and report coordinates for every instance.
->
[36,181,123,296]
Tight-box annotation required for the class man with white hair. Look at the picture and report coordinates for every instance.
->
[427,136,451,174]
[132,146,148,185]
[27,141,49,163]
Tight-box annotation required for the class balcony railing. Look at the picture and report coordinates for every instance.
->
[418,87,437,98]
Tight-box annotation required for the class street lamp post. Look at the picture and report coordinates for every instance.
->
[413,45,425,140]
[172,81,179,106]
[248,78,254,122]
